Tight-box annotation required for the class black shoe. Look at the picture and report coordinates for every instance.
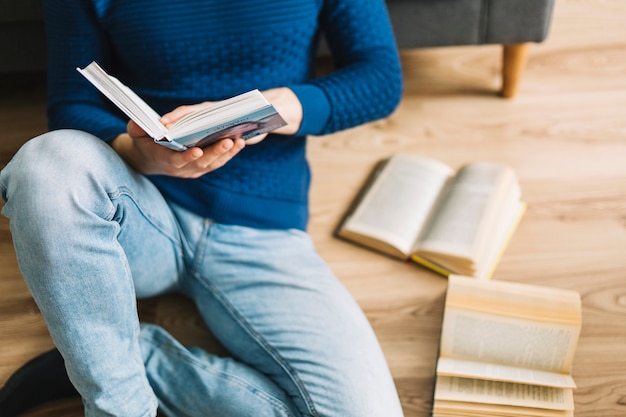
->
[0,348,80,417]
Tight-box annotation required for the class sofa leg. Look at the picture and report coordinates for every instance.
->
[501,43,530,98]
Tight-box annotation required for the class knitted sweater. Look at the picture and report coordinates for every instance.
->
[44,0,403,230]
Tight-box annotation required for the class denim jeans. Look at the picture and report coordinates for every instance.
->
[0,130,404,417]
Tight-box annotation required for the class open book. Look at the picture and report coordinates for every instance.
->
[335,153,526,279]
[432,275,582,417]
[77,61,286,151]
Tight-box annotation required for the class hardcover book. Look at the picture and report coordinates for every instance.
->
[336,153,525,279]
[77,61,286,151]
[432,275,582,417]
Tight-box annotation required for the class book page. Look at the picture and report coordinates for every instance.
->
[339,154,453,257]
[433,400,574,417]
[440,308,580,376]
[434,376,574,411]
[168,90,269,137]
[77,62,167,139]
[473,201,526,280]
[437,358,576,388]
[446,276,582,327]
[416,163,519,263]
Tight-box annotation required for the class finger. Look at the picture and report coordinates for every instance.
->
[196,138,237,167]
[127,120,149,138]
[160,102,210,127]
[244,133,268,145]
[184,139,245,177]
[163,146,204,170]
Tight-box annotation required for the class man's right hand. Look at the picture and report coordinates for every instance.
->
[110,120,246,179]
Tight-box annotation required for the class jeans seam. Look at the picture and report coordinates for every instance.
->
[108,188,182,250]
[142,331,297,417]
[192,274,318,417]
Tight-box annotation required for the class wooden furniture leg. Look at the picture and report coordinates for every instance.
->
[501,43,530,98]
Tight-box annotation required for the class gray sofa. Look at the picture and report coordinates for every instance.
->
[1,0,554,97]
[387,0,555,97]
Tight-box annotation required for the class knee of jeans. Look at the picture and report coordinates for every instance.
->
[2,130,114,194]
[1,129,119,213]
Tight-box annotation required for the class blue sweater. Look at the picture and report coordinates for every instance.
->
[44,0,403,230]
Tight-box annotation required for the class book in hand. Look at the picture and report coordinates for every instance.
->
[432,275,582,417]
[77,61,287,151]
[335,153,526,280]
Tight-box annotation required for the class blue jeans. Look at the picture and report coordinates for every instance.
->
[0,130,404,417]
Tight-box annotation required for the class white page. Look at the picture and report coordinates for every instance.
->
[437,357,576,389]
[434,376,574,411]
[342,154,453,256]
[167,90,268,137]
[440,308,580,375]
[77,62,167,139]
[417,163,516,261]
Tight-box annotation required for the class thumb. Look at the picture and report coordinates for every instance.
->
[127,120,150,138]
[244,133,268,145]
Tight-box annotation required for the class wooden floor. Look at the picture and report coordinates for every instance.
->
[1,1,625,415]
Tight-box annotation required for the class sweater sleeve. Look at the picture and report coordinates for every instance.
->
[289,0,403,136]
[44,0,128,141]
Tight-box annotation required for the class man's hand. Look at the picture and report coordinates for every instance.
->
[159,88,302,145]
[110,120,245,178]
[260,87,303,139]
[110,87,303,178]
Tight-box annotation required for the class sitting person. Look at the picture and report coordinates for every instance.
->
[0,0,404,416]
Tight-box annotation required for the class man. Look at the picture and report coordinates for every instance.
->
[0,0,404,416]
